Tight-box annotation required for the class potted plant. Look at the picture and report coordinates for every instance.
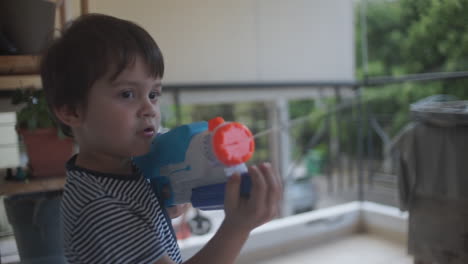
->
[11,88,74,178]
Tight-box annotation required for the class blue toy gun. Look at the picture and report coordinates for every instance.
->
[133,117,254,210]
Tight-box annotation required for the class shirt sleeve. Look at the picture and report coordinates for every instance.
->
[71,196,165,264]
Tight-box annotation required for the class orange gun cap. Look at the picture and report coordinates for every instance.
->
[212,122,255,166]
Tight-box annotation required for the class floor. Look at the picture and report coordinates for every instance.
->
[240,234,413,264]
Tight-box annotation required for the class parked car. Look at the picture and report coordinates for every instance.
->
[285,178,319,214]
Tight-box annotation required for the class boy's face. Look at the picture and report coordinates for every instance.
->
[76,56,161,158]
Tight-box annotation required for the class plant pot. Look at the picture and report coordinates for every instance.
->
[19,128,74,178]
[4,190,65,264]
[0,0,56,54]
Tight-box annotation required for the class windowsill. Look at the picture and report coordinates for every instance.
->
[179,201,409,262]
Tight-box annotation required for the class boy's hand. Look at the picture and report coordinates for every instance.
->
[223,162,283,232]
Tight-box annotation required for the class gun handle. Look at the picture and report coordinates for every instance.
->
[191,172,251,210]
[150,176,174,207]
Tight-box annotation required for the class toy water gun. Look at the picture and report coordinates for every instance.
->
[133,117,254,210]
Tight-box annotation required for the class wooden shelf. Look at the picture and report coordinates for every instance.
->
[0,75,42,91]
[0,55,40,75]
[0,176,65,197]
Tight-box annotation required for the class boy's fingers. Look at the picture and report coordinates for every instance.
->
[259,163,282,217]
[248,165,267,208]
[225,172,241,210]
[260,163,281,192]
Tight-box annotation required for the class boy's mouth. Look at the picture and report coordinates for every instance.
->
[142,126,155,137]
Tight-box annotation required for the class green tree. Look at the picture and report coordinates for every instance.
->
[356,0,407,78]
[356,0,468,139]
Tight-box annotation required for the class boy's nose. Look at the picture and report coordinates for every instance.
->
[139,99,158,118]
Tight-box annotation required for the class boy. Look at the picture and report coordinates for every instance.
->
[41,14,282,264]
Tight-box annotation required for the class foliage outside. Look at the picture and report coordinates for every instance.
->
[352,0,468,156]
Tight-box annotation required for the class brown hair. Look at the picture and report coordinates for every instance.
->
[40,13,164,137]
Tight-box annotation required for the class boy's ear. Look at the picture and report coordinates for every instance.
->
[54,105,83,127]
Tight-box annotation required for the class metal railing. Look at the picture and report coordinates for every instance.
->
[273,71,468,213]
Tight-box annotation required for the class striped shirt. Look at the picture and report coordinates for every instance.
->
[61,155,182,264]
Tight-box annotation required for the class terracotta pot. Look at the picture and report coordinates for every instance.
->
[19,128,74,178]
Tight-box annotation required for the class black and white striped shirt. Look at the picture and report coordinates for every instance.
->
[61,155,182,264]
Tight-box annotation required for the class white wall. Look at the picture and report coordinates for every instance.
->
[0,112,20,168]
[257,0,354,82]
[89,0,355,84]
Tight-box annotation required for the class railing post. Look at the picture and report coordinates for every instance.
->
[356,87,365,202]
[268,98,292,217]
[334,86,343,192]
[367,104,375,187]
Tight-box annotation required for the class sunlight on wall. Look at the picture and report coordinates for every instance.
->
[88,0,355,84]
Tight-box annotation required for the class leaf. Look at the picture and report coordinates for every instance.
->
[14,89,56,130]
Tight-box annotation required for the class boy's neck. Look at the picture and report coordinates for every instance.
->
[75,152,134,175]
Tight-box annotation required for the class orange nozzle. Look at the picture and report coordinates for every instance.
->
[208,117,225,132]
[212,122,255,166]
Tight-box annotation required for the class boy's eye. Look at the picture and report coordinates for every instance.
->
[149,91,161,100]
[121,91,134,98]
